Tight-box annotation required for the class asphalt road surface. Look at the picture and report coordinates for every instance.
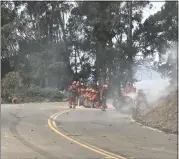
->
[1,102,177,159]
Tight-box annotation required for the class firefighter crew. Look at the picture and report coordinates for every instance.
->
[68,81,109,110]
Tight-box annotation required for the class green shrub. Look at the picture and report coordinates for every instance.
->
[2,72,67,103]
[2,71,24,101]
[26,85,65,102]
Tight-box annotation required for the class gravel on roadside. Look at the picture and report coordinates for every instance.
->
[133,89,177,134]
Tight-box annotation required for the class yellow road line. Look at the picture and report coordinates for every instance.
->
[53,111,127,159]
[49,112,59,119]
[48,109,128,159]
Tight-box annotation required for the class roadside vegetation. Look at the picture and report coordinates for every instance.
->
[2,71,67,103]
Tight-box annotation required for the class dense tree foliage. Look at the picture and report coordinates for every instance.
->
[1,1,178,99]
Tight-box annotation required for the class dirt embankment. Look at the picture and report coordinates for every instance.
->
[133,89,178,134]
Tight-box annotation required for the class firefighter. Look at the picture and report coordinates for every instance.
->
[124,82,131,94]
[137,89,147,102]
[95,82,102,109]
[137,89,145,97]
[136,89,148,107]
[68,81,78,109]
[87,87,93,107]
[77,82,84,106]
[89,85,95,108]
[84,87,90,107]
[80,83,86,106]
[99,84,109,111]
[90,85,99,108]
[76,81,81,106]
[68,82,73,108]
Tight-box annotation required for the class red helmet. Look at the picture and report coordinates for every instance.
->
[103,84,108,89]
[72,81,76,85]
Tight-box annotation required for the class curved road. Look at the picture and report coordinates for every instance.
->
[1,102,177,159]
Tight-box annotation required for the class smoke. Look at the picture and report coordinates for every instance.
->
[135,79,170,103]
[107,42,177,116]
[168,42,178,86]
[135,42,177,111]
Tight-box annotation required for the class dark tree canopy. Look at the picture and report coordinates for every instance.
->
[1,1,178,91]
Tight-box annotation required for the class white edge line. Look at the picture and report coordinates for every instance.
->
[129,115,163,133]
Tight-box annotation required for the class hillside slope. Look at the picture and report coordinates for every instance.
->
[134,89,177,134]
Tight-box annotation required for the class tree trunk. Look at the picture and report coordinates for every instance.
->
[127,1,133,85]
[37,13,41,46]
[59,9,70,75]
[96,41,102,83]
[75,46,78,75]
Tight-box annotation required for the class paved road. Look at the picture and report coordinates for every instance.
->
[1,102,177,159]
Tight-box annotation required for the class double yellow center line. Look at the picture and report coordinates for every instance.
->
[48,110,128,159]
